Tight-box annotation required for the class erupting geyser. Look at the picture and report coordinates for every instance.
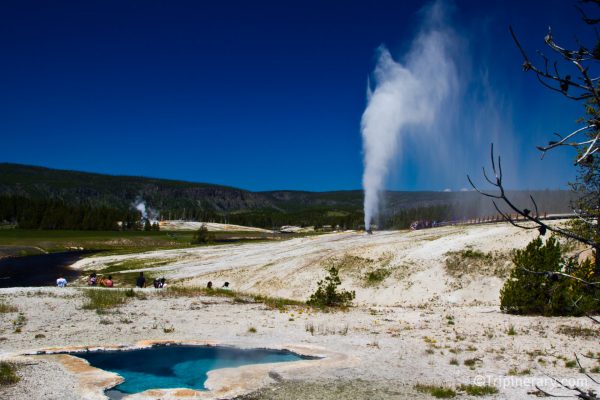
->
[361,1,458,230]
[132,196,159,222]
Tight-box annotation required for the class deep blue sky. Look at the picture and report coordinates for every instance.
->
[0,0,592,191]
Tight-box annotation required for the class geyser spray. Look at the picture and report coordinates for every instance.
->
[361,1,457,230]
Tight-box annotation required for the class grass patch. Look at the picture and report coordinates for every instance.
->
[414,384,456,398]
[458,384,498,396]
[305,322,349,336]
[0,362,19,385]
[252,294,305,310]
[328,252,393,273]
[444,248,510,278]
[0,229,324,259]
[81,288,142,310]
[0,229,196,256]
[565,360,577,368]
[364,268,391,285]
[159,286,305,311]
[463,358,482,369]
[0,302,17,313]
[102,258,172,274]
[415,382,497,398]
[159,286,237,298]
[557,324,598,338]
[508,367,531,375]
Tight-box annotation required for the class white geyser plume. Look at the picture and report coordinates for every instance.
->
[134,198,148,220]
[361,2,458,230]
[132,197,158,222]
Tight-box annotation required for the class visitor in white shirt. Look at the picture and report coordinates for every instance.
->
[56,277,67,288]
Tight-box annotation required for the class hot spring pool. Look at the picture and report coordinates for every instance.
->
[72,345,312,397]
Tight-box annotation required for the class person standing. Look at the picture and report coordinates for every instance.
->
[56,276,67,288]
[136,272,146,288]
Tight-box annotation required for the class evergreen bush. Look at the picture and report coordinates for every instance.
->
[191,224,214,244]
[500,237,598,316]
[307,266,355,308]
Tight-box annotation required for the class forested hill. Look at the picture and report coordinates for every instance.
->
[0,163,578,230]
[0,163,275,213]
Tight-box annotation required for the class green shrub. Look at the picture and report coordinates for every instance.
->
[0,362,19,385]
[458,384,498,396]
[365,268,391,285]
[506,325,516,336]
[307,266,355,308]
[500,237,599,316]
[191,224,215,244]
[414,384,456,398]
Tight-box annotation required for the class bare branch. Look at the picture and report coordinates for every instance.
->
[587,314,600,326]
[471,144,600,250]
[575,353,600,385]
[509,25,600,105]
[536,125,596,152]
[520,266,600,287]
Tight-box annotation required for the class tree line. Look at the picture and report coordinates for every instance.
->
[0,194,456,231]
[0,196,142,230]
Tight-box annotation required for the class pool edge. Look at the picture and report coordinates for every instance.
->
[5,340,356,400]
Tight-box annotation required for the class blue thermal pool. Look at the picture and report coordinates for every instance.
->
[71,345,313,397]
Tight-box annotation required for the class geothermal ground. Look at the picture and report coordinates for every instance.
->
[1,222,598,399]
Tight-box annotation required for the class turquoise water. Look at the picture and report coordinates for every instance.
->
[74,345,310,396]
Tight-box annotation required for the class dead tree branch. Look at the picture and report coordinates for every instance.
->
[509,26,600,164]
[467,144,600,253]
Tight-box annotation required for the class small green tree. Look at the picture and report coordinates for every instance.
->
[143,219,152,231]
[500,237,598,316]
[191,223,214,244]
[307,266,355,308]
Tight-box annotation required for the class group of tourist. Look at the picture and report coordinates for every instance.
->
[86,272,114,287]
[56,271,231,291]
[206,281,230,290]
[134,271,167,289]
[55,272,113,288]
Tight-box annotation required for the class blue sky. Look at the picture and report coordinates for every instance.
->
[0,0,592,191]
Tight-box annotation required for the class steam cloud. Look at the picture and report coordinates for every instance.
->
[132,197,158,221]
[361,2,458,230]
